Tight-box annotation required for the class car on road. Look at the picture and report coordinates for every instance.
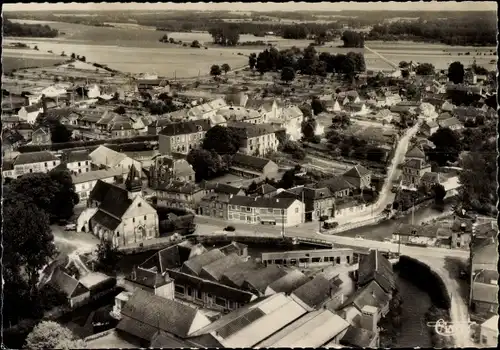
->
[355,235,364,240]
[64,224,76,231]
[224,226,236,232]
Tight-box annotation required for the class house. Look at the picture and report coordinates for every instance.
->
[343,165,372,190]
[44,108,80,126]
[198,192,233,220]
[470,239,498,317]
[89,145,143,175]
[248,183,278,198]
[356,249,396,294]
[11,151,60,178]
[86,167,159,247]
[218,260,262,289]
[446,83,483,95]
[123,150,159,168]
[348,102,368,115]
[62,149,92,175]
[227,196,304,227]
[2,116,22,129]
[227,121,280,157]
[86,84,101,99]
[199,253,245,282]
[438,116,463,131]
[420,171,444,190]
[41,85,68,98]
[18,104,43,124]
[333,198,369,220]
[337,91,361,105]
[245,98,283,122]
[254,308,350,348]
[116,288,211,347]
[421,120,439,137]
[339,326,379,348]
[401,158,432,188]
[317,176,353,198]
[464,71,477,85]
[180,249,226,276]
[72,168,122,204]
[262,248,353,269]
[187,98,228,120]
[148,155,195,189]
[290,275,344,311]
[138,241,209,273]
[382,91,402,106]
[167,269,257,311]
[158,119,211,155]
[48,267,90,308]
[264,269,310,296]
[216,107,264,125]
[405,145,426,161]
[123,267,175,299]
[242,265,288,296]
[275,186,335,221]
[2,129,24,160]
[187,293,307,348]
[154,181,206,210]
[392,223,442,246]
[15,122,34,140]
[479,315,499,347]
[269,105,304,141]
[229,153,279,179]
[30,127,51,145]
[225,92,249,108]
[453,106,486,124]
[374,109,393,123]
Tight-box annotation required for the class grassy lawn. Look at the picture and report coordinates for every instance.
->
[2,56,66,74]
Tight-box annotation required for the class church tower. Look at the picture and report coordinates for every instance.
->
[125,164,142,199]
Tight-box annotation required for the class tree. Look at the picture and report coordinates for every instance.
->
[281,140,306,160]
[311,97,325,116]
[404,84,420,101]
[80,56,86,62]
[331,114,351,129]
[34,45,39,50]
[432,183,446,205]
[25,321,86,350]
[202,125,242,155]
[113,106,126,115]
[448,61,465,84]
[301,118,317,140]
[50,121,72,143]
[159,34,169,43]
[428,127,462,166]
[256,59,267,76]
[281,66,295,85]
[399,61,409,69]
[70,52,75,59]
[341,30,364,48]
[49,169,80,221]
[3,189,55,297]
[415,63,435,76]
[191,40,201,48]
[249,53,257,70]
[247,181,258,194]
[187,148,226,182]
[221,63,231,75]
[209,26,240,46]
[210,64,221,79]
[95,238,120,273]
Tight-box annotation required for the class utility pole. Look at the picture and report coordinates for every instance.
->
[281,209,285,238]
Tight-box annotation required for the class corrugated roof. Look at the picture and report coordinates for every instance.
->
[220,260,264,288]
[256,309,350,348]
[244,265,288,294]
[291,275,340,309]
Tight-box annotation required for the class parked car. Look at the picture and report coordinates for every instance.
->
[355,235,364,240]
[224,226,236,232]
[64,223,76,231]
[323,220,338,230]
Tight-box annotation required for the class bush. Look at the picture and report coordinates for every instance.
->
[224,226,236,232]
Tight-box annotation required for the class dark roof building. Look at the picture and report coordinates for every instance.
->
[266,270,310,295]
[219,260,264,288]
[291,275,341,310]
[231,153,276,174]
[199,253,243,282]
[181,249,226,276]
[13,151,58,166]
[228,195,297,210]
[357,250,395,294]
[340,326,377,348]
[158,120,211,137]
[242,265,288,295]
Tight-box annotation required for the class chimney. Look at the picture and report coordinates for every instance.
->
[360,305,378,333]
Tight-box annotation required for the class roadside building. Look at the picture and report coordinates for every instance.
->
[11,151,60,178]
[282,186,335,221]
[420,120,439,137]
[227,121,280,156]
[227,195,304,227]
[149,155,195,189]
[420,171,444,190]
[470,238,498,318]
[343,165,372,190]
[479,315,499,347]
[49,267,91,308]
[357,249,396,295]
[438,116,464,131]
[154,181,205,210]
[405,145,426,161]
[123,266,175,299]
[86,167,159,247]
[229,153,279,179]
[72,168,122,205]
[262,248,353,269]
[392,224,444,246]
[15,122,34,140]
[317,176,354,198]
[158,119,211,155]
[401,158,432,188]
[180,249,227,276]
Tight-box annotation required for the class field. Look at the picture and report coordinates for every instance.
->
[4,19,497,78]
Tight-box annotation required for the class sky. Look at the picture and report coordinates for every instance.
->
[3,2,497,12]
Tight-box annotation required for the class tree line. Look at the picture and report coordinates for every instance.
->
[250,44,365,80]
[366,16,496,46]
[3,19,59,38]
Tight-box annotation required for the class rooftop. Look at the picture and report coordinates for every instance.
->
[266,269,310,296]
[291,275,340,309]
[13,151,58,166]
[229,195,297,210]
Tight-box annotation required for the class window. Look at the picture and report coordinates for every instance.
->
[295,207,299,213]
[144,215,147,220]
[187,287,193,297]
[133,218,135,223]
[138,203,142,207]
[274,259,283,264]
[196,289,203,300]
[299,258,309,263]
[175,285,185,294]
[336,257,341,264]
[215,297,226,307]
[44,162,48,167]
[246,207,251,212]
[53,161,56,166]
[78,162,81,166]
[312,257,321,263]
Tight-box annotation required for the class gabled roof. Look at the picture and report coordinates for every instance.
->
[181,249,226,276]
[343,165,371,179]
[318,176,354,193]
[243,265,288,294]
[227,121,277,139]
[439,116,462,128]
[49,268,88,297]
[118,288,209,338]
[200,253,243,281]
[220,260,263,288]
[357,250,395,294]
[405,146,426,159]
[340,326,377,348]
[201,182,242,195]
[341,280,391,312]
[292,275,340,309]
[232,153,273,172]
[267,269,310,295]
[63,149,91,163]
[253,183,277,196]
[403,158,429,170]
[126,267,170,289]
[13,151,58,166]
[24,103,43,113]
[89,145,127,168]
[158,119,211,137]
